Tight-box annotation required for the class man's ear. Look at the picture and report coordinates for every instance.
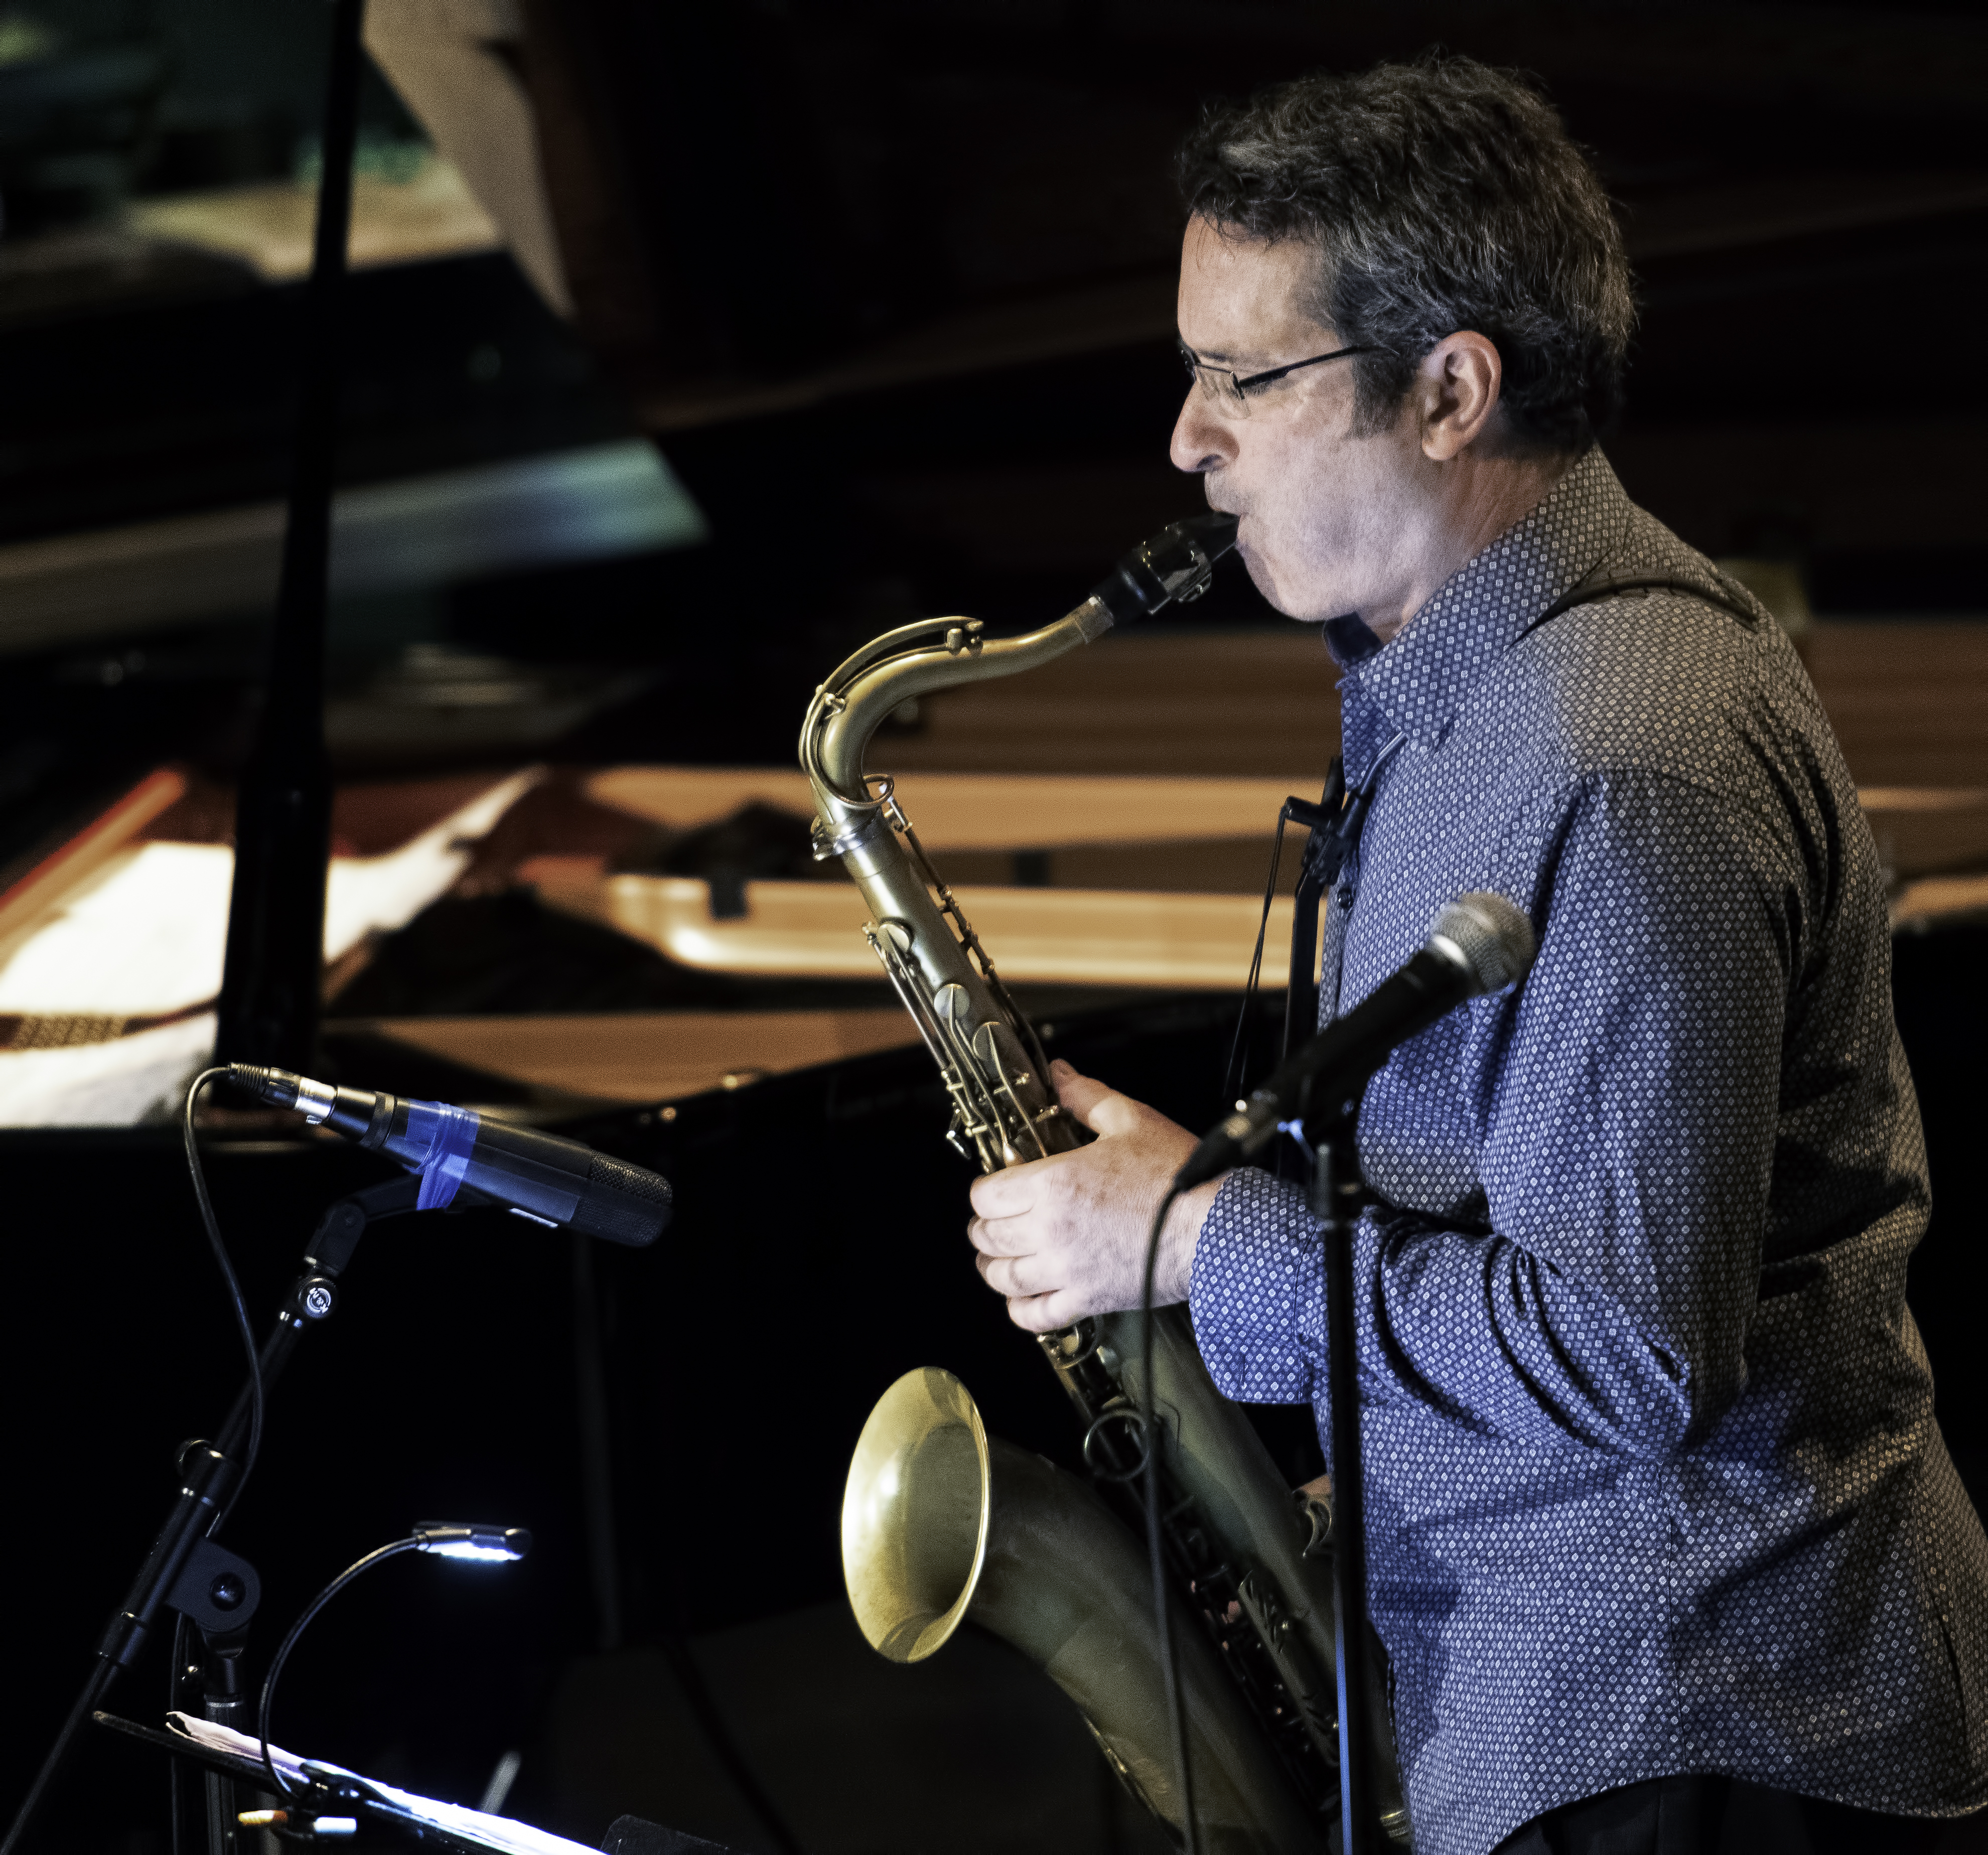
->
[1416,331,1504,461]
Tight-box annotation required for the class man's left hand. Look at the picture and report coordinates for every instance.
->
[967,1059,1223,1333]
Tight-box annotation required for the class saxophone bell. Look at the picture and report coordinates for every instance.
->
[843,1367,1327,1854]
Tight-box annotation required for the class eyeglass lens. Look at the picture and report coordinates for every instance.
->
[1179,350,1248,410]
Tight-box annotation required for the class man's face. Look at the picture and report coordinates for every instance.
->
[1170,215,1424,627]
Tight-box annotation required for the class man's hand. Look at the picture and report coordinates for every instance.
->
[967,1059,1223,1333]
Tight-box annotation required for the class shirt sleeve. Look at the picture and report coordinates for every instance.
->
[1189,769,1797,1460]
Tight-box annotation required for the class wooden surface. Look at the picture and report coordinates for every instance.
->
[1861,789,1988,884]
[587,766,1318,848]
[591,875,1301,989]
[0,767,186,954]
[871,621,1987,789]
[1801,626,1988,789]
[577,770,1988,889]
[880,629,1346,780]
[1896,875,1988,932]
[347,1009,920,1104]
[1,617,1975,1112]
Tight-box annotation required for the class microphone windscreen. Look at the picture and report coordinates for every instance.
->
[1430,892,1536,995]
[573,1150,673,1246]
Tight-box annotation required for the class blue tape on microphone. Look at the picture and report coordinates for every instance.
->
[403,1099,481,1210]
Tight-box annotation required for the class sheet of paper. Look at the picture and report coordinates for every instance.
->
[321,768,542,961]
[0,770,542,1019]
[0,1012,215,1128]
[166,1714,601,1855]
[0,769,542,1125]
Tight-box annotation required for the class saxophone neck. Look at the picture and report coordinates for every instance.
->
[799,510,1240,806]
[791,509,1242,1180]
[802,599,1107,806]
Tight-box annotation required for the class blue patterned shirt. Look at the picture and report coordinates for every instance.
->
[1188,448,1988,1855]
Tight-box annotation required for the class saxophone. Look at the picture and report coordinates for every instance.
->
[801,515,1410,1852]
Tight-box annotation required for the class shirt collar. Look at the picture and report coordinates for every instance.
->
[1333,447,1635,750]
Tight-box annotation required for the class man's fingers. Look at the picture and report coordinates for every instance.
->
[968,1163,1038,1218]
[1003,1287,1080,1335]
[1052,1060,1147,1139]
[974,1248,1053,1301]
[966,1213,1035,1257]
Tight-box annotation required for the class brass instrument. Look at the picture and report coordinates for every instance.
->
[844,1367,1321,1855]
[801,515,1410,1850]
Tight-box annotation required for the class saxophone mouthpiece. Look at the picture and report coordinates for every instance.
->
[1091,512,1240,625]
[1187,509,1242,555]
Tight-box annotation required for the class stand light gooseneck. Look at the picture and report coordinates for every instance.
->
[253,1525,531,1816]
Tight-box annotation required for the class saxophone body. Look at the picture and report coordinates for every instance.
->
[801,515,1409,1850]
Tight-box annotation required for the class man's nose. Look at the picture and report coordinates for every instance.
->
[1169,388,1234,475]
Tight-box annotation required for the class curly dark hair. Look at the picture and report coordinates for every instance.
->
[1177,56,1634,452]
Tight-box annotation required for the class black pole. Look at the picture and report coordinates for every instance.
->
[0,1448,239,1855]
[1313,1129,1378,1855]
[214,0,367,1070]
[572,1236,624,1653]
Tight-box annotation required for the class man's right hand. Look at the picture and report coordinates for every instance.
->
[966,1059,1221,1333]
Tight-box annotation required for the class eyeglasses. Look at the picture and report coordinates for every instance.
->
[1178,340,1376,416]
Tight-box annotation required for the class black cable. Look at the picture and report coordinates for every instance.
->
[182,1067,264,1525]
[257,1537,422,1800]
[1141,1180,1200,1855]
[1222,815,1291,1111]
[658,1632,806,1855]
[167,1068,270,1855]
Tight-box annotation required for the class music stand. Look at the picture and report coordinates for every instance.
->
[93,1713,598,1855]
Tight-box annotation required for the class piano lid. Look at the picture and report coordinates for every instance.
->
[360,0,1188,427]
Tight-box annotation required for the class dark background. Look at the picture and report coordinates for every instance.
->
[2,0,1983,872]
[1,1,1984,1850]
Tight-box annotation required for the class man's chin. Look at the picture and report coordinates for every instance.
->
[1239,545,1309,620]
[1237,548,1347,626]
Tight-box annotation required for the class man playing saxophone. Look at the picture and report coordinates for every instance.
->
[964,57,1988,1855]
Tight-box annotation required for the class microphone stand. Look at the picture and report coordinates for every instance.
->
[1305,1112,1380,1855]
[2,1175,433,1855]
[171,1177,454,1855]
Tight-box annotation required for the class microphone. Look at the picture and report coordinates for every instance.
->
[227,1066,671,1246]
[1175,892,1536,1189]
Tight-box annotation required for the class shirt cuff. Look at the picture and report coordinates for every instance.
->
[1188,1165,1326,1406]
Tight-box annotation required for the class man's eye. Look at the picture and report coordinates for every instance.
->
[1238,374,1280,398]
